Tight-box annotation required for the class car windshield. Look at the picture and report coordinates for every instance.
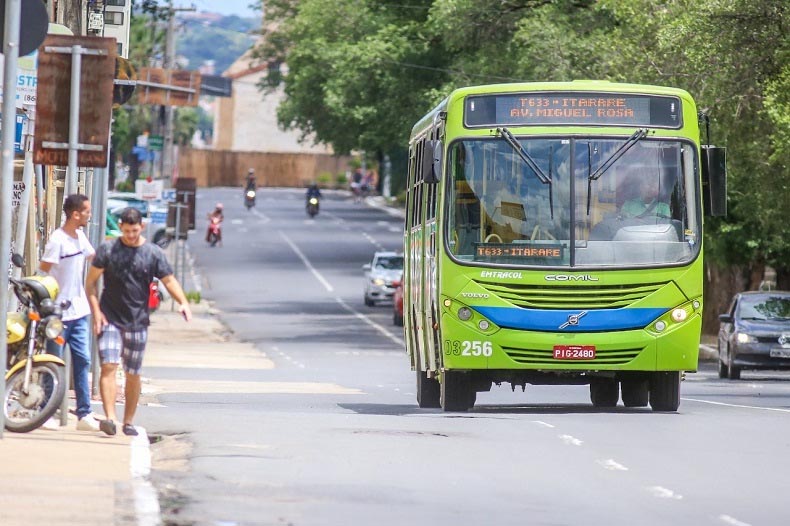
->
[445,136,700,268]
[375,256,403,270]
[739,296,790,321]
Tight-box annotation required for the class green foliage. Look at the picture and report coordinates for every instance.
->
[177,17,258,74]
[184,290,202,304]
[254,0,789,278]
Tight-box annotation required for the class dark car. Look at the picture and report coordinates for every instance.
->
[717,291,790,379]
[393,276,404,327]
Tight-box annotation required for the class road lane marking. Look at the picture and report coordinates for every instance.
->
[647,486,683,499]
[532,420,555,428]
[597,459,629,471]
[335,297,404,347]
[683,397,790,413]
[279,230,334,292]
[719,515,752,526]
[558,434,583,446]
[130,428,161,526]
[250,206,270,224]
[149,379,363,395]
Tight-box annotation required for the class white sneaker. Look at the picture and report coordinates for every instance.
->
[77,414,101,432]
[41,417,60,431]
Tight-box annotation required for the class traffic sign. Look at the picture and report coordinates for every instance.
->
[0,0,49,56]
[148,135,164,151]
[33,35,116,167]
[136,68,201,107]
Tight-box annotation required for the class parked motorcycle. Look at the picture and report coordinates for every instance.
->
[5,254,69,433]
[244,189,256,210]
[207,216,222,247]
[306,197,320,218]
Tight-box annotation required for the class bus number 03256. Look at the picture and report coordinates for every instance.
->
[445,340,494,357]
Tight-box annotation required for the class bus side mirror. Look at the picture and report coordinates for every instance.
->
[422,140,443,184]
[701,145,727,217]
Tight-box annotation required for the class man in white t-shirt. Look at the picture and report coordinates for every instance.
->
[40,194,99,431]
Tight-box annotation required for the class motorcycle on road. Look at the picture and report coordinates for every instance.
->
[244,189,256,210]
[306,197,320,218]
[4,254,69,433]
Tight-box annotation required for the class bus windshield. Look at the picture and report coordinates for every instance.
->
[446,136,700,268]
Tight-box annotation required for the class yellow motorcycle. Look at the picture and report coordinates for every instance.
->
[5,254,69,433]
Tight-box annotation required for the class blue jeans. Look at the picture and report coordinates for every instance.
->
[46,315,92,419]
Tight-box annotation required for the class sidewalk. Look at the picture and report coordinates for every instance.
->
[0,297,256,526]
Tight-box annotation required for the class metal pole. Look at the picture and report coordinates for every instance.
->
[35,165,45,238]
[172,204,181,311]
[162,8,175,183]
[0,0,23,439]
[9,138,36,311]
[66,45,83,195]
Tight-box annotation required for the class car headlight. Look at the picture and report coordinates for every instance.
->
[736,332,756,344]
[372,278,385,286]
[44,317,64,339]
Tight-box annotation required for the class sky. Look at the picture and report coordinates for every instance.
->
[191,0,260,18]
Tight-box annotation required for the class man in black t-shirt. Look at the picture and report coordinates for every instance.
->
[86,207,192,437]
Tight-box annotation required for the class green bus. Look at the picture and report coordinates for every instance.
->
[403,81,727,412]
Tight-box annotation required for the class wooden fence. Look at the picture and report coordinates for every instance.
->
[177,148,352,188]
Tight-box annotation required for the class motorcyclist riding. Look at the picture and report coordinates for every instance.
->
[245,169,256,191]
[306,182,322,202]
[206,203,224,245]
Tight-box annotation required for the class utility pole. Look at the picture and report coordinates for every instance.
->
[162,2,196,184]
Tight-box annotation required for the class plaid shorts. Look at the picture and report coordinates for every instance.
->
[98,323,148,375]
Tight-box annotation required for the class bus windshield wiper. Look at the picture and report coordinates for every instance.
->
[496,127,552,185]
[587,128,647,215]
[497,127,554,219]
[588,128,648,181]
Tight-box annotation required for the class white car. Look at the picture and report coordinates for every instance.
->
[363,251,404,306]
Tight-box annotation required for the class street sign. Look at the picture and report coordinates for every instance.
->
[161,188,177,201]
[88,11,104,32]
[136,67,201,107]
[136,179,163,201]
[0,0,49,56]
[33,35,116,167]
[148,135,164,151]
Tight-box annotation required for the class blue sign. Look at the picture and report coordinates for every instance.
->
[161,189,177,201]
[15,114,25,153]
[151,211,168,225]
[2,114,27,153]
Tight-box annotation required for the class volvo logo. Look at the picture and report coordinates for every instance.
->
[545,274,599,282]
[559,311,588,330]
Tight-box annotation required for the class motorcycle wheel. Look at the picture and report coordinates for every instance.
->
[4,362,66,433]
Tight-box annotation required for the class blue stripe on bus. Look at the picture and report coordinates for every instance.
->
[474,306,668,332]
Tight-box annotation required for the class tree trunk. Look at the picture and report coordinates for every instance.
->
[702,261,755,336]
[59,0,82,35]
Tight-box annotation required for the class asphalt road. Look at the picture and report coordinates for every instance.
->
[140,187,790,526]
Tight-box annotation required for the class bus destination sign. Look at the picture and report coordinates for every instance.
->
[474,243,564,261]
[465,92,682,128]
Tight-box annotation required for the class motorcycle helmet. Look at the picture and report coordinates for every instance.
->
[215,202,224,210]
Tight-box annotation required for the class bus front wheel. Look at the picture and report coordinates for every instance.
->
[440,371,473,412]
[649,372,681,412]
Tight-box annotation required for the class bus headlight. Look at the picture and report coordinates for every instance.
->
[478,320,490,331]
[654,321,667,332]
[44,317,64,339]
[458,307,472,321]
[671,308,688,322]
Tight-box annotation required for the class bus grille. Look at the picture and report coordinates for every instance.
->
[502,346,643,366]
[474,281,668,309]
